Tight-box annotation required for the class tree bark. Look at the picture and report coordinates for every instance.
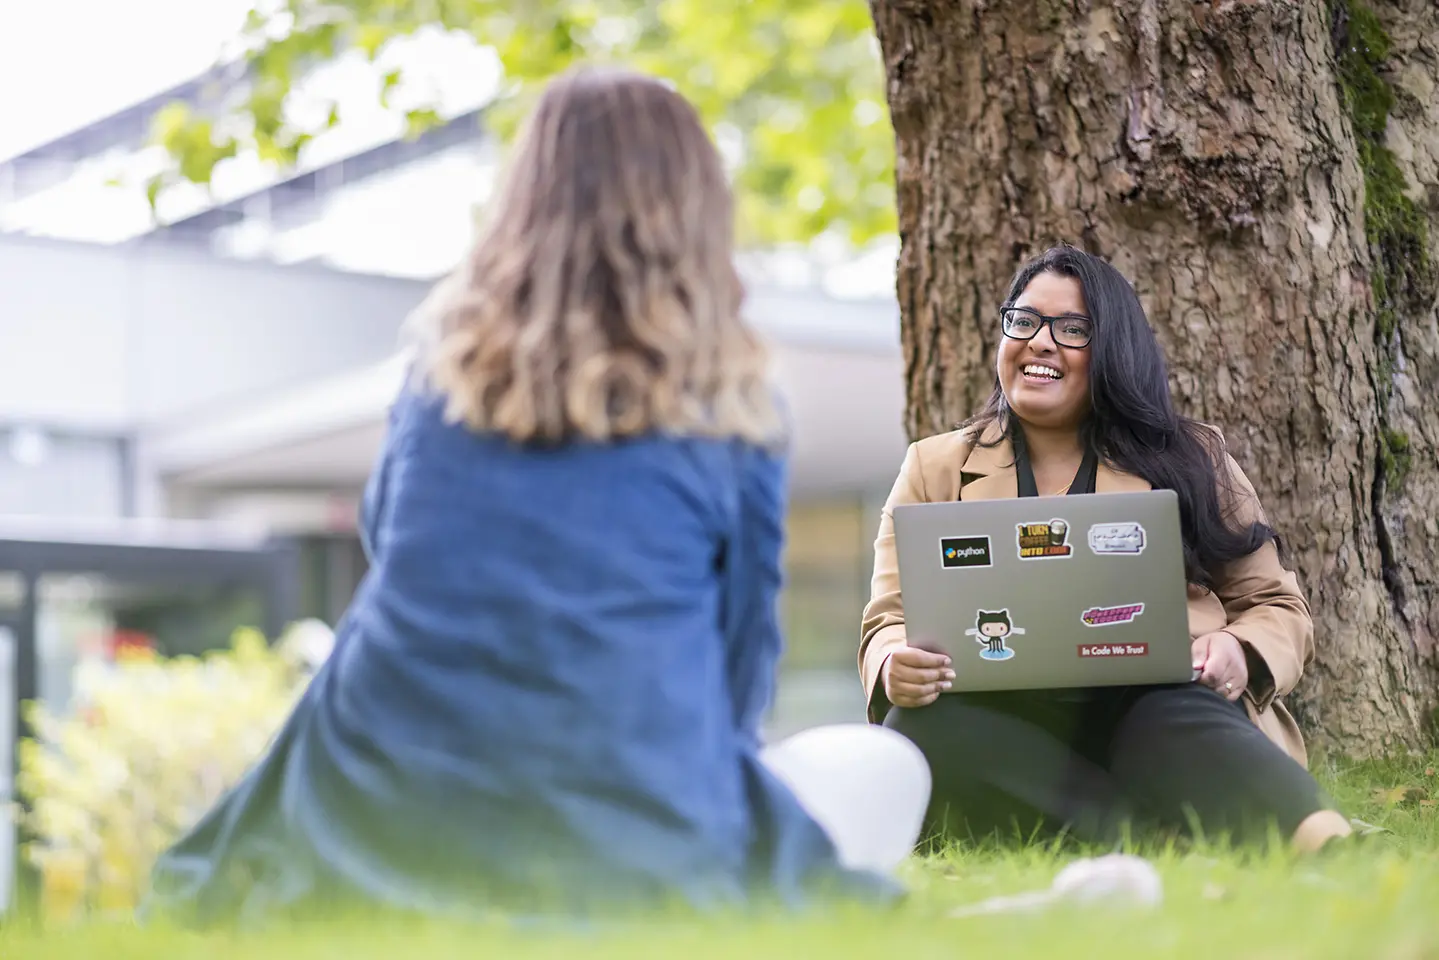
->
[1368,0,1439,745]
[868,0,1439,756]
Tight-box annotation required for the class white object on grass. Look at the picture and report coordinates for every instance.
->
[760,723,931,875]
[949,854,1163,918]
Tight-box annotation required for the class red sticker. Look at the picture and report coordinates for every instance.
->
[1079,643,1150,658]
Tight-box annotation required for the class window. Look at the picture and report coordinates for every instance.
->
[779,498,872,670]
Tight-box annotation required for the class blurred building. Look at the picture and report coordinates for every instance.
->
[0,65,908,743]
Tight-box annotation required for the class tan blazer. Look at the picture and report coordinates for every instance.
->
[859,422,1314,767]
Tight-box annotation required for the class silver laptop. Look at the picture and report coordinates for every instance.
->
[892,490,1192,692]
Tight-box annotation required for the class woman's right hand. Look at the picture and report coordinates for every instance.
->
[882,646,955,708]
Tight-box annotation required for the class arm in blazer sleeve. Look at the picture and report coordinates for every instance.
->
[859,441,930,723]
[1211,451,1315,713]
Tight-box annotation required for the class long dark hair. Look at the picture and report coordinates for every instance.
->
[965,245,1275,590]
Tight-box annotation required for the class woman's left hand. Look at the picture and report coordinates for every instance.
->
[1192,631,1248,701]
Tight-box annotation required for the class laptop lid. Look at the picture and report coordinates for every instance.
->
[892,490,1192,692]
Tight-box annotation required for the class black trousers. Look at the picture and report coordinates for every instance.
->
[884,683,1332,849]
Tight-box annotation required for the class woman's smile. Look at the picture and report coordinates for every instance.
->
[1020,361,1065,383]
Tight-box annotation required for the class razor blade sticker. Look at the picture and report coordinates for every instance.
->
[1087,522,1146,556]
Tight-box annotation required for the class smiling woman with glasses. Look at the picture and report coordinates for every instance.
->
[858,244,1354,856]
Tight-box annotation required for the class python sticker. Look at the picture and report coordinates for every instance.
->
[1088,521,1147,556]
[940,536,993,569]
[1080,603,1146,627]
[1016,518,1072,560]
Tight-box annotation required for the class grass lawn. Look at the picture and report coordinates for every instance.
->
[2,752,1436,959]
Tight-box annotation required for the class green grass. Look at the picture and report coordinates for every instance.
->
[3,753,1437,959]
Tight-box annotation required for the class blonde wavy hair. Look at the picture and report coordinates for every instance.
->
[408,66,783,446]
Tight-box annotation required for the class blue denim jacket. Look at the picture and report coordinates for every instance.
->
[148,384,895,923]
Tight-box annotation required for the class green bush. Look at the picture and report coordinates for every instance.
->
[14,623,328,921]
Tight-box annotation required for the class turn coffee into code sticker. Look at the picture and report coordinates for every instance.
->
[1016,519,1072,560]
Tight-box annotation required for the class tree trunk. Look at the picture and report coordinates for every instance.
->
[868,0,1439,756]
[1369,0,1439,745]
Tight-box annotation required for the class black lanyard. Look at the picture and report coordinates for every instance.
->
[1012,424,1099,498]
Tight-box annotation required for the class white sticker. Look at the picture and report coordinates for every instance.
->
[1088,522,1147,556]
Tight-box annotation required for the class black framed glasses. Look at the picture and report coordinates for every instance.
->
[1000,306,1093,349]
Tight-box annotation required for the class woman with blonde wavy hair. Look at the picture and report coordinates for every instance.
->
[146,66,928,925]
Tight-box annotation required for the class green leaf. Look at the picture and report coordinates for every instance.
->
[1373,785,1419,806]
[355,23,390,58]
[153,0,895,247]
[144,175,165,212]
[149,102,194,150]
[403,108,443,140]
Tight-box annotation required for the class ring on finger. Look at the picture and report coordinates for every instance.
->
[1224,681,1234,692]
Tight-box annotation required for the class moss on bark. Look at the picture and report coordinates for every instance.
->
[1334,0,1432,341]
[1333,0,1431,494]
[1380,428,1413,490]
